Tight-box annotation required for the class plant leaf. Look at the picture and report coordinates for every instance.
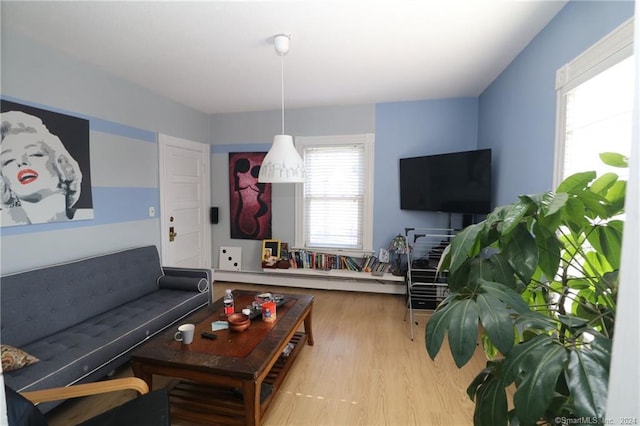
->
[474,377,508,426]
[501,334,555,386]
[600,152,628,167]
[448,224,484,275]
[467,361,499,401]
[425,299,457,360]
[437,243,452,271]
[476,293,515,354]
[448,260,472,292]
[566,338,611,419]
[447,299,480,367]
[533,222,561,280]
[564,197,589,234]
[573,289,601,319]
[601,270,619,296]
[501,201,531,236]
[486,254,519,291]
[502,224,538,285]
[557,171,596,194]
[481,330,500,360]
[589,336,612,367]
[587,223,623,270]
[590,172,618,195]
[481,280,530,314]
[605,180,626,216]
[557,314,589,329]
[465,257,490,291]
[508,410,521,426]
[485,205,505,224]
[541,191,568,216]
[514,310,557,332]
[513,342,569,425]
[575,189,609,218]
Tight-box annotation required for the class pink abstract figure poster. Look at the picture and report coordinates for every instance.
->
[229,152,271,240]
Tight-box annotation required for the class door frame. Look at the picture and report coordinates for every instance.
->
[158,133,211,268]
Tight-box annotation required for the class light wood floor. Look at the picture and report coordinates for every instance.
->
[46,282,487,426]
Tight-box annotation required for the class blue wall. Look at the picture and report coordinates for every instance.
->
[0,30,210,274]
[374,98,479,248]
[479,1,634,206]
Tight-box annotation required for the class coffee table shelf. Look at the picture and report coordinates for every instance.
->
[167,331,308,425]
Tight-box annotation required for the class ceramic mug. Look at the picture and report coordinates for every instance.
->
[174,323,195,344]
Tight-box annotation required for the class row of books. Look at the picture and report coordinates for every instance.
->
[287,250,392,274]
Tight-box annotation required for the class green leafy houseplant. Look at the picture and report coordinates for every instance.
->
[426,153,628,426]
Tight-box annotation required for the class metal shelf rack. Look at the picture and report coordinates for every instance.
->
[404,227,456,341]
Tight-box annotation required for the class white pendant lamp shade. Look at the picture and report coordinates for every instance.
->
[258,134,305,183]
[258,33,306,183]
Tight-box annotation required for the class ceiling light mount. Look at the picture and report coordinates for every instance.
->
[273,34,290,56]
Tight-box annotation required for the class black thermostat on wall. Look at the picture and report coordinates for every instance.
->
[210,207,219,224]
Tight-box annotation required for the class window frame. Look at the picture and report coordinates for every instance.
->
[294,133,375,255]
[553,18,634,187]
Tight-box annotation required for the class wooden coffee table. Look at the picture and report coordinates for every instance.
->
[131,290,314,425]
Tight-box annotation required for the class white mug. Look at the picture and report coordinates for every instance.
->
[174,323,195,344]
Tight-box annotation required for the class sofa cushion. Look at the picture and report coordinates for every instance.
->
[157,275,208,292]
[1,345,39,372]
[1,246,163,348]
[4,289,208,393]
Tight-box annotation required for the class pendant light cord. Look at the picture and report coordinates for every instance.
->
[281,52,285,134]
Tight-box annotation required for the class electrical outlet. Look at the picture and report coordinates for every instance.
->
[149,206,155,217]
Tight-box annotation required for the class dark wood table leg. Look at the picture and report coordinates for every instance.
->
[242,379,261,426]
[131,360,153,389]
[304,305,314,346]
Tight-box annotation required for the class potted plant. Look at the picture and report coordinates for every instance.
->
[426,153,628,426]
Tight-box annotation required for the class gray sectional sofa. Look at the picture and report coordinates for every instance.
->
[0,245,211,413]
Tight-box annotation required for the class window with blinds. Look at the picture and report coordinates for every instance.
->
[294,134,374,252]
[554,19,634,186]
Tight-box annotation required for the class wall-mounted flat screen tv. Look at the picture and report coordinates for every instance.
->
[399,148,492,214]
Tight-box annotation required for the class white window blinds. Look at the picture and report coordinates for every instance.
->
[295,134,374,252]
[561,55,633,181]
[555,18,634,186]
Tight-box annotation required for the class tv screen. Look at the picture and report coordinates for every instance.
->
[399,149,492,214]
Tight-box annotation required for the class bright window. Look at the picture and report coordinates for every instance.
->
[555,19,634,186]
[294,134,374,253]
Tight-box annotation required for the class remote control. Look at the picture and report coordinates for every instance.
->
[201,332,217,340]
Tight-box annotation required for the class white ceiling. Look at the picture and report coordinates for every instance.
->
[2,1,567,115]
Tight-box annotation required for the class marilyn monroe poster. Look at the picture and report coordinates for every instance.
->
[0,100,93,227]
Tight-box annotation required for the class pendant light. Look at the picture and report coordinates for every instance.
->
[258,34,306,183]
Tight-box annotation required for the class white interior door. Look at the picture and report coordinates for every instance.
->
[159,134,211,268]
